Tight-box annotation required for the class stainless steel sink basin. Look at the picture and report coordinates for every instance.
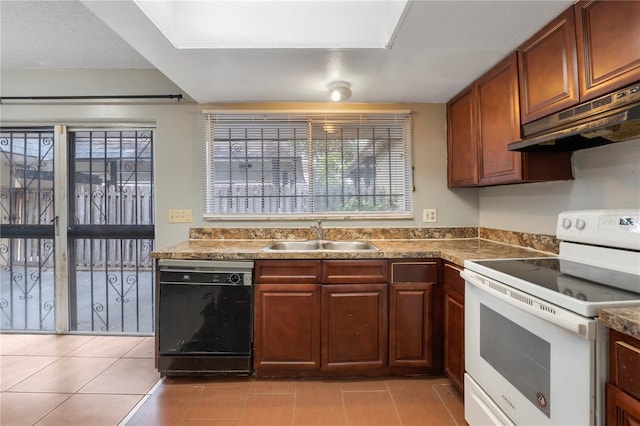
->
[264,240,378,251]
[266,241,322,251]
[320,241,377,251]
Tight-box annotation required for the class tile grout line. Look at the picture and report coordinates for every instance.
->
[385,379,405,426]
[1,355,59,392]
[432,383,461,426]
[117,377,165,426]
[340,382,350,426]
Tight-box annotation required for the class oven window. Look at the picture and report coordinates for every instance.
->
[480,304,551,417]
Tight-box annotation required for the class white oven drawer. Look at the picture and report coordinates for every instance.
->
[465,373,515,426]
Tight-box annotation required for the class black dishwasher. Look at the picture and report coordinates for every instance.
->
[157,259,254,375]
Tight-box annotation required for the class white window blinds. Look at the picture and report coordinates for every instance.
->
[203,111,412,219]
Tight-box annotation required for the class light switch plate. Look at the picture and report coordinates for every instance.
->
[169,209,193,223]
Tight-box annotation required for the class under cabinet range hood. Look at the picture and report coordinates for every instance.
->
[509,82,640,152]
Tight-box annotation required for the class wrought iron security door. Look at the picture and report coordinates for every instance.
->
[0,128,56,331]
[68,129,155,333]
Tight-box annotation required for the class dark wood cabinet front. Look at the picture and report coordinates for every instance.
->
[606,329,640,425]
[518,7,579,124]
[575,0,640,102]
[321,283,388,371]
[447,86,479,187]
[447,52,573,188]
[253,260,322,373]
[321,260,388,284]
[477,52,523,185]
[443,262,465,393]
[254,283,321,371]
[389,261,441,368]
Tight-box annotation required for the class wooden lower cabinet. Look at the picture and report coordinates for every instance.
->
[606,328,640,425]
[321,283,388,371]
[606,383,640,426]
[444,262,465,392]
[254,283,321,370]
[254,258,445,377]
[389,260,442,369]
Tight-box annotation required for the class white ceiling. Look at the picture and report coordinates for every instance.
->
[1,0,573,104]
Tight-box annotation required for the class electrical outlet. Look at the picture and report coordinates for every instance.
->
[423,209,437,223]
[169,209,193,223]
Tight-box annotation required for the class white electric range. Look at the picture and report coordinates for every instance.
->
[462,209,640,426]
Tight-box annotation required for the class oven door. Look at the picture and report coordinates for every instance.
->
[463,269,599,426]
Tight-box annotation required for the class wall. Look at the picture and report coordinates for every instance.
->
[0,70,479,249]
[478,138,640,235]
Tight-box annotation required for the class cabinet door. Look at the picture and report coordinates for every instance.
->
[477,52,523,186]
[518,7,579,123]
[444,263,465,392]
[606,383,640,426]
[576,0,640,102]
[389,282,434,367]
[254,284,321,370]
[321,284,388,371]
[447,85,479,188]
[389,261,440,368]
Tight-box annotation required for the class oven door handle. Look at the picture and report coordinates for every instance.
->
[461,270,597,340]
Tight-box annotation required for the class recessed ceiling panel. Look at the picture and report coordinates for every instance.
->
[134,0,410,49]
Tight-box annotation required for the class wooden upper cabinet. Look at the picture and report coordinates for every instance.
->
[575,0,640,102]
[477,52,523,185]
[518,7,579,124]
[447,85,478,188]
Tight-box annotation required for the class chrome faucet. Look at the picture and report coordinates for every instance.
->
[311,220,323,240]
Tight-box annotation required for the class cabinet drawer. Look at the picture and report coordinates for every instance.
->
[444,263,464,295]
[321,260,388,284]
[610,329,640,399]
[254,260,321,284]
[391,261,438,283]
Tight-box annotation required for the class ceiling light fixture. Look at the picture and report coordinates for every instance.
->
[329,81,352,102]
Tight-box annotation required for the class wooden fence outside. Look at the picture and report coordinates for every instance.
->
[1,184,154,269]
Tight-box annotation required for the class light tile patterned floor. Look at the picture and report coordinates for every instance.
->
[0,334,466,425]
[0,333,158,426]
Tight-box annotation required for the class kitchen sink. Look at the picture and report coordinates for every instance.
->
[264,240,378,251]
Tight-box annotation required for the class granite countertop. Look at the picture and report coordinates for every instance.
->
[599,307,640,340]
[151,237,554,266]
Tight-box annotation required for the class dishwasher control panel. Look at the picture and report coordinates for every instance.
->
[158,259,254,286]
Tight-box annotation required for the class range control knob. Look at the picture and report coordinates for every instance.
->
[228,273,242,285]
[561,218,572,229]
[575,218,586,230]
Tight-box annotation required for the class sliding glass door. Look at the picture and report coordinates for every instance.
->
[0,128,56,331]
[68,129,155,333]
[0,126,156,334]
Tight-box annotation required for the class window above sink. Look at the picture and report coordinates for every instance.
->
[202,111,413,221]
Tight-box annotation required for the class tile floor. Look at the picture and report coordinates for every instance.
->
[0,334,466,426]
[0,333,159,426]
[127,376,465,426]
